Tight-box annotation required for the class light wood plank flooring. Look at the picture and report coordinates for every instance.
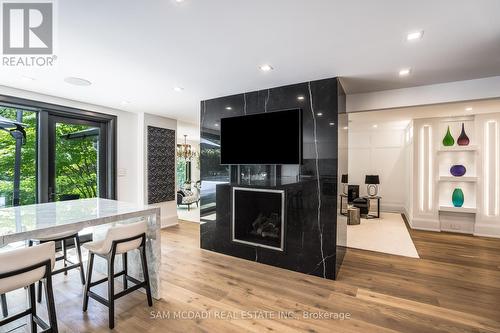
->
[3,219,500,333]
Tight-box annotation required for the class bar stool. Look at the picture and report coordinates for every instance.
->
[29,229,86,303]
[82,221,152,329]
[0,242,58,332]
[0,241,27,318]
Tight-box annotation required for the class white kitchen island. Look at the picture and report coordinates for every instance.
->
[0,198,162,299]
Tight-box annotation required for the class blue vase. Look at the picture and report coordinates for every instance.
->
[452,188,464,208]
[450,165,466,177]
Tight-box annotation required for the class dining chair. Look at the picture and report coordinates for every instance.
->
[0,242,58,332]
[29,229,86,303]
[82,220,153,329]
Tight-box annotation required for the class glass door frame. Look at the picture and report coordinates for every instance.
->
[47,115,108,202]
[0,94,117,204]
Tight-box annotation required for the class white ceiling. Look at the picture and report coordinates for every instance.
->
[1,0,500,124]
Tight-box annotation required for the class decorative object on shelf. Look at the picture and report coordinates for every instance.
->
[457,123,470,146]
[365,175,380,197]
[442,126,455,146]
[452,188,464,207]
[450,165,467,177]
[341,174,348,195]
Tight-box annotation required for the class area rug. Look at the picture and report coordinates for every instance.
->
[347,212,419,258]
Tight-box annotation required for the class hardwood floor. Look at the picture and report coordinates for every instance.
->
[3,220,500,332]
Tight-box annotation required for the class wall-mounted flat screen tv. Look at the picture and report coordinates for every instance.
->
[220,109,302,165]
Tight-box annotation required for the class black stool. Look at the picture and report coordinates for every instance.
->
[82,221,152,330]
[29,231,86,303]
[0,242,58,333]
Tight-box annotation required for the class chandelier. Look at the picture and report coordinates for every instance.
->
[177,135,197,160]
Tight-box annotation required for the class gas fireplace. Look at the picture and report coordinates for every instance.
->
[232,187,285,251]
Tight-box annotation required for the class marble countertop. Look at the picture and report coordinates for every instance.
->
[0,198,160,245]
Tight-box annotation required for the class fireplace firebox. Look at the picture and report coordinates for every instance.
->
[232,187,285,251]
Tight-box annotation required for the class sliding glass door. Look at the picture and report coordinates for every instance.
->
[48,116,108,202]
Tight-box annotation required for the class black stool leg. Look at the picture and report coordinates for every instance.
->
[1,293,8,318]
[140,246,153,306]
[62,239,68,276]
[28,284,37,333]
[29,239,45,304]
[122,253,128,289]
[37,280,43,303]
[107,256,115,329]
[75,235,86,285]
[82,253,94,312]
[44,276,59,333]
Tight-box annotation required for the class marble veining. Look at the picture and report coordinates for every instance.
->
[308,81,326,278]
[243,93,247,115]
[265,89,270,112]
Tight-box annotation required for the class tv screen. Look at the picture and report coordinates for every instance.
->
[220,109,302,165]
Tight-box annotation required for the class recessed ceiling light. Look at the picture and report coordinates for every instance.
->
[297,96,305,101]
[406,30,424,41]
[64,77,92,86]
[214,123,219,127]
[399,68,411,76]
[175,0,184,2]
[373,124,378,128]
[225,106,232,110]
[465,107,473,111]
[316,112,323,116]
[329,122,335,126]
[343,126,348,130]
[173,86,184,92]
[259,64,273,72]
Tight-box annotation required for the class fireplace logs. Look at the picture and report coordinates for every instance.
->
[251,213,281,239]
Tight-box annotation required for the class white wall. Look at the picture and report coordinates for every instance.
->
[0,85,178,227]
[347,76,500,113]
[348,124,407,212]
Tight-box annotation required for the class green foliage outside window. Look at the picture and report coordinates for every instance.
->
[0,107,99,208]
[54,123,98,199]
[0,107,37,207]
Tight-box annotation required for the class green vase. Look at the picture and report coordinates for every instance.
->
[442,126,455,146]
[452,188,464,207]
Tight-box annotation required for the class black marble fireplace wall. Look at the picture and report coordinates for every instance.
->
[200,77,347,279]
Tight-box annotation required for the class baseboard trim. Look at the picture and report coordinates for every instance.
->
[381,203,404,213]
[408,217,441,232]
[474,224,500,238]
[161,214,179,228]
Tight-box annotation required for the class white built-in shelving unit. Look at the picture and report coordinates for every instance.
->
[410,114,500,237]
[437,117,478,234]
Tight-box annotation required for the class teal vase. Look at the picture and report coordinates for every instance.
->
[442,126,455,147]
[452,188,464,207]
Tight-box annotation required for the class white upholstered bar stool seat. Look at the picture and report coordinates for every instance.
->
[0,242,55,294]
[33,229,82,242]
[82,220,152,330]
[82,221,146,255]
[0,242,59,332]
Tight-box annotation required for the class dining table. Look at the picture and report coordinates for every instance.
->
[0,198,162,299]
